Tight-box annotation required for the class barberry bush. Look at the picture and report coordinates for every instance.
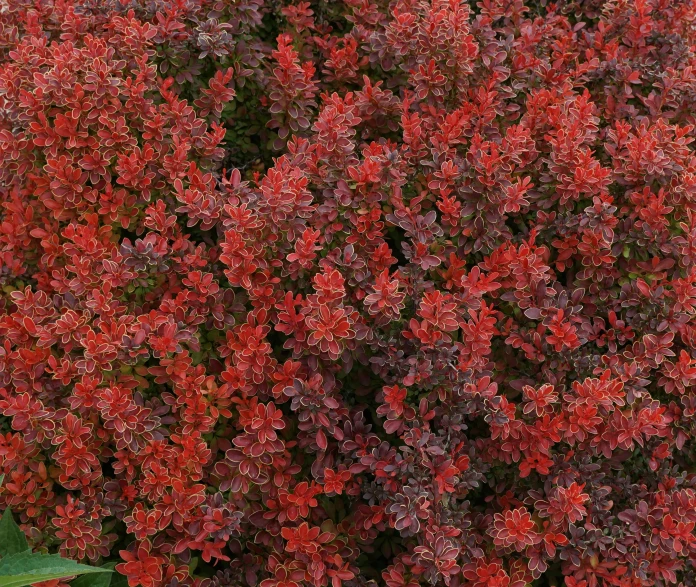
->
[2,0,696,586]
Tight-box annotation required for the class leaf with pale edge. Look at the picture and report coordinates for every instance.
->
[0,509,29,558]
[0,552,111,587]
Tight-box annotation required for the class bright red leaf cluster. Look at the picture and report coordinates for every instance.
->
[2,0,696,586]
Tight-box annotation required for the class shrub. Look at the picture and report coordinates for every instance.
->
[2,0,696,586]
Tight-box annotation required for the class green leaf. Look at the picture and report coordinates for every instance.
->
[104,566,127,587]
[0,509,29,558]
[70,566,113,587]
[0,552,111,587]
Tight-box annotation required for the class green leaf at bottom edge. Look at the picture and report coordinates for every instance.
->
[70,567,114,587]
[0,509,29,558]
[0,552,111,587]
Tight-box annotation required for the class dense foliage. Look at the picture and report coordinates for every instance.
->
[2,0,696,585]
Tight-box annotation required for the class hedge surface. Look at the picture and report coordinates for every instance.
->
[2,0,696,586]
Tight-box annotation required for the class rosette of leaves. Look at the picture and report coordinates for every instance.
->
[0,476,113,587]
